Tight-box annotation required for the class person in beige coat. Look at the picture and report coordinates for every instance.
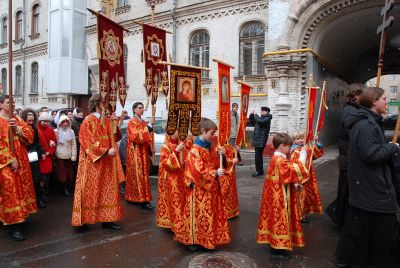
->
[54,115,77,197]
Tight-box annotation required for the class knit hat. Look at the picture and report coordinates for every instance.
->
[38,112,53,122]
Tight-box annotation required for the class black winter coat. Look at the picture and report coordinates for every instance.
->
[26,128,44,183]
[346,107,400,213]
[338,103,360,170]
[249,113,272,148]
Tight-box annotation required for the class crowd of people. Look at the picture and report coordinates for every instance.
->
[1,84,399,267]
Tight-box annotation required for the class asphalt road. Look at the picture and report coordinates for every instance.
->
[0,149,342,268]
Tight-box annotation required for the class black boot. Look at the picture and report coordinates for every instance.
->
[34,183,46,208]
[141,202,155,211]
[63,184,71,197]
[9,224,25,241]
[101,222,122,230]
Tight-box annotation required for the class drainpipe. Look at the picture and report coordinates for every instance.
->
[172,0,177,62]
[21,0,26,106]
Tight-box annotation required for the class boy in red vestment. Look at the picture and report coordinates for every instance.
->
[256,133,308,260]
[290,132,324,222]
[0,95,37,241]
[125,102,155,210]
[156,131,192,232]
[71,94,125,231]
[174,118,230,249]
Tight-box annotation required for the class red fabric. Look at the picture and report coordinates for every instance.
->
[97,13,126,111]
[306,87,318,143]
[217,63,231,146]
[236,83,250,146]
[38,124,57,174]
[143,24,168,103]
[316,88,326,134]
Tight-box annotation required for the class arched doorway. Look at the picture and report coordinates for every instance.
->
[268,0,400,144]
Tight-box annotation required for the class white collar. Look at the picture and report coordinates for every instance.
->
[92,112,101,119]
[274,151,287,159]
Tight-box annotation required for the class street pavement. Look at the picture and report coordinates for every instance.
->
[0,148,341,268]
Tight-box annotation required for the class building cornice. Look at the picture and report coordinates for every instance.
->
[0,42,47,64]
[86,0,267,36]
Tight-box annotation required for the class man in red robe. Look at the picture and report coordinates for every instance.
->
[71,94,125,230]
[125,102,155,210]
[0,95,37,241]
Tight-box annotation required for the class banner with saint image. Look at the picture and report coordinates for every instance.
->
[166,65,202,141]
[217,62,232,146]
[306,87,318,143]
[236,82,251,146]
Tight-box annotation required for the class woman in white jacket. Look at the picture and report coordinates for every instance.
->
[54,115,77,197]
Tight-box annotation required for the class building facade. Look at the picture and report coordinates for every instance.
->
[1,0,398,143]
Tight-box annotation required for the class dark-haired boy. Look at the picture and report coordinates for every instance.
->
[256,133,308,260]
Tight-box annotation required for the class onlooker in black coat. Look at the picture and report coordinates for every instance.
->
[336,87,400,268]
[326,84,364,229]
[249,107,272,177]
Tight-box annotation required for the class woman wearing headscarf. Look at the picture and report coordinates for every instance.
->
[54,115,77,197]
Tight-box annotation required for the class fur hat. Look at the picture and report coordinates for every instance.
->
[57,115,71,127]
[38,112,53,122]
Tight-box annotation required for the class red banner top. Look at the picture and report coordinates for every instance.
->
[143,24,168,104]
[306,87,318,143]
[236,83,251,146]
[217,63,231,146]
[97,13,126,112]
[316,88,327,134]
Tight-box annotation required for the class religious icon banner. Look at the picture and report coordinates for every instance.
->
[97,12,126,113]
[143,24,168,105]
[317,87,327,134]
[166,65,202,141]
[236,82,251,146]
[217,63,231,146]
[306,87,318,143]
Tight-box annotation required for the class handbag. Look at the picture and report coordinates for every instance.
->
[28,151,39,162]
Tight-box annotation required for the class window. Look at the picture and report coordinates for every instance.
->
[31,62,38,94]
[32,4,40,35]
[390,86,398,94]
[1,68,6,94]
[15,11,23,40]
[189,30,210,79]
[1,17,7,44]
[123,44,128,79]
[15,65,22,95]
[239,21,265,76]
[118,0,129,7]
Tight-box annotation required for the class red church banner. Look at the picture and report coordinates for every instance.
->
[97,13,126,113]
[143,24,168,105]
[166,65,202,141]
[306,87,318,143]
[236,82,251,146]
[317,86,327,134]
[217,62,232,146]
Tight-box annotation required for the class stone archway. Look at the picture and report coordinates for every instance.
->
[266,0,400,143]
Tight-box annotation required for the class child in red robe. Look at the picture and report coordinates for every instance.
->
[174,118,230,249]
[256,133,308,260]
[290,131,324,222]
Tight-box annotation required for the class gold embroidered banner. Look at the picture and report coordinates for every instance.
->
[166,65,202,141]
[217,62,231,146]
[97,12,126,112]
[143,24,168,105]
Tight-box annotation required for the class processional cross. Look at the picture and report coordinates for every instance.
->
[376,0,395,87]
